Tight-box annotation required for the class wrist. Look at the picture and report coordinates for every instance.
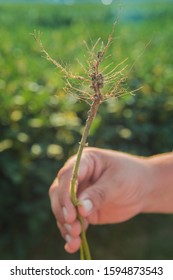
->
[142,153,173,214]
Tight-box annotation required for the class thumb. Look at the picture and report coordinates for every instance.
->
[78,180,106,217]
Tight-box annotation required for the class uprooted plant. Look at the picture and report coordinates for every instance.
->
[33,22,136,260]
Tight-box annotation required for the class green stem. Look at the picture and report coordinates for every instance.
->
[70,96,101,260]
[78,214,91,260]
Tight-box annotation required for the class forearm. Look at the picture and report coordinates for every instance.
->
[143,152,173,214]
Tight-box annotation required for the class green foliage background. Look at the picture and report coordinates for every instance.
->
[0,2,173,259]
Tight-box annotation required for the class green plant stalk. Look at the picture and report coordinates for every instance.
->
[70,96,101,260]
[34,24,130,260]
[33,24,129,260]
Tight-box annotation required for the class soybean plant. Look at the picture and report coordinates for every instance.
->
[33,23,134,260]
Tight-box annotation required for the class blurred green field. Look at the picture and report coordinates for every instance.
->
[0,2,173,260]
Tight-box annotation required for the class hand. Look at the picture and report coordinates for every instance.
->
[49,148,153,253]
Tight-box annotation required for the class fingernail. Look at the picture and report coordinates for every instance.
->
[81,199,93,213]
[65,234,71,243]
[62,207,68,220]
[64,223,72,233]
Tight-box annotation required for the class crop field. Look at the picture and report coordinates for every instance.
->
[0,2,173,259]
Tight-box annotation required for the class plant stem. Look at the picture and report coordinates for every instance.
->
[70,95,101,260]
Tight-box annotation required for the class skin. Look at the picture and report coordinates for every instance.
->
[49,148,173,254]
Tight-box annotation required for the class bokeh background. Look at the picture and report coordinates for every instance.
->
[1,0,173,260]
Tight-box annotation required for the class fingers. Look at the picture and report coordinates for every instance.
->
[63,219,89,253]
[49,175,80,253]
[57,219,84,253]
[49,161,90,253]
[49,178,64,223]
[64,236,81,254]
[49,150,95,224]
[79,179,106,214]
[78,177,107,224]
[49,148,100,253]
[49,178,74,224]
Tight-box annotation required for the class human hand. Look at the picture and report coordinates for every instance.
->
[49,148,153,254]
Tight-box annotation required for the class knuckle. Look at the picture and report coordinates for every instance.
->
[57,166,69,180]
[57,157,75,181]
